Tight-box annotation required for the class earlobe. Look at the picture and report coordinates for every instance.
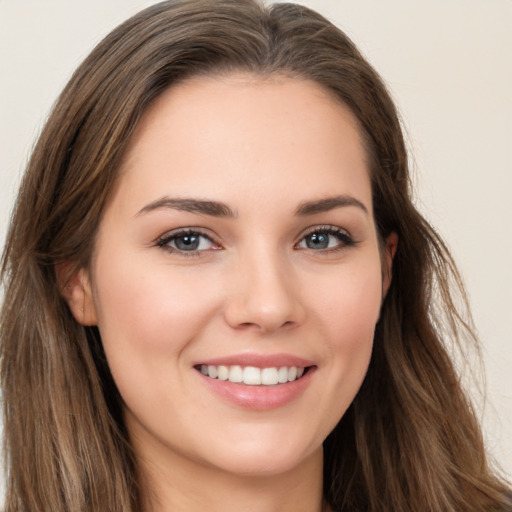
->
[382,232,398,297]
[56,264,98,326]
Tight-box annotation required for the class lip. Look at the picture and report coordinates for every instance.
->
[194,353,315,369]
[193,353,317,411]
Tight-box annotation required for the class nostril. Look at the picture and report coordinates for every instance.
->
[222,272,306,333]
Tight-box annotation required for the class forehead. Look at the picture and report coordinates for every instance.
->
[115,73,372,216]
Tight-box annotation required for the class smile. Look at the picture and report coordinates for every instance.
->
[198,364,306,386]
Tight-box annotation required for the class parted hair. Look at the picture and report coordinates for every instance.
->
[1,1,510,511]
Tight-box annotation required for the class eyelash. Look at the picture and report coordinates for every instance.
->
[155,225,356,256]
[156,228,220,257]
[295,225,356,253]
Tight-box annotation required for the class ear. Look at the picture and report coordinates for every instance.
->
[56,264,98,326]
[382,232,398,297]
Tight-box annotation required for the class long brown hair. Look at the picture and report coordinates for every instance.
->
[1,1,510,510]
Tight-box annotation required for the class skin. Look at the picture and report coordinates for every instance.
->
[66,73,396,512]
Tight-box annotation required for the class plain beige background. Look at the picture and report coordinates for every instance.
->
[1,0,510,484]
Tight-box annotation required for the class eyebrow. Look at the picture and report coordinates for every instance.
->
[137,197,237,217]
[136,194,368,218]
[295,195,369,216]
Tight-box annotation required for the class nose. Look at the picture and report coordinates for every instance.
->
[223,251,306,334]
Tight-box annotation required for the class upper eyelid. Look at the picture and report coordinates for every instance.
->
[297,224,352,239]
[155,229,222,257]
[154,224,353,249]
[155,227,218,244]
[295,225,356,252]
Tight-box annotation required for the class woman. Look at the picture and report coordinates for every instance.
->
[1,1,510,510]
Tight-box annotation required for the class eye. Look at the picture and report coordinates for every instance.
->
[156,229,220,254]
[296,226,354,251]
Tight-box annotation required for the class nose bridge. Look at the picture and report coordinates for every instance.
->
[224,241,304,332]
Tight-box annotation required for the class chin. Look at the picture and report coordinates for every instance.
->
[195,429,323,478]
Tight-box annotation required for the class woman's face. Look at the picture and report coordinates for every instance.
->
[71,74,394,478]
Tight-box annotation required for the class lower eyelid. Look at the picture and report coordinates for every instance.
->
[156,226,355,253]
[156,230,218,249]
[297,227,353,245]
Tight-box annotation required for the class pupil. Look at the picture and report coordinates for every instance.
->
[308,233,329,249]
[176,235,199,250]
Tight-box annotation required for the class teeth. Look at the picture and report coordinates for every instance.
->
[217,365,229,381]
[243,366,261,385]
[199,365,306,385]
[288,366,297,382]
[261,367,278,385]
[277,366,288,383]
[229,365,243,383]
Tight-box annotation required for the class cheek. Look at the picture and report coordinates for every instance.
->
[91,250,222,372]
[91,253,228,428]
[307,257,382,414]
[311,256,383,342]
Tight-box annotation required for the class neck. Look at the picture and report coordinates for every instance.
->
[135,437,326,512]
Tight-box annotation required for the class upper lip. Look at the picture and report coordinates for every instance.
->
[194,353,316,368]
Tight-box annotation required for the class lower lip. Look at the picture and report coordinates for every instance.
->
[197,367,316,410]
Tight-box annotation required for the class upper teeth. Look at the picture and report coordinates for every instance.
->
[200,365,305,386]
